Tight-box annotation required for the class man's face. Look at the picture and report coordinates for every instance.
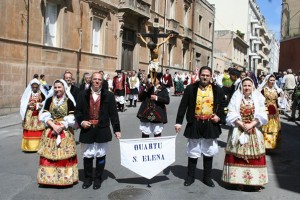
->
[199,69,211,87]
[64,73,72,85]
[91,73,103,91]
[166,70,169,74]
[85,75,91,83]
[230,74,237,82]
[31,83,39,93]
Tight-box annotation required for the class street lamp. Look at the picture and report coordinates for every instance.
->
[281,2,290,37]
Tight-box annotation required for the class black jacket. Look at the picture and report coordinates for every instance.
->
[137,84,170,124]
[176,82,226,139]
[75,88,121,143]
[70,85,79,102]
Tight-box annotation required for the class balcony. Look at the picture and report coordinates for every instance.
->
[167,19,180,33]
[119,0,150,19]
[258,50,268,60]
[250,17,259,24]
[183,27,193,40]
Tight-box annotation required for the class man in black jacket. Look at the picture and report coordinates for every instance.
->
[64,71,79,101]
[75,72,121,190]
[175,66,226,187]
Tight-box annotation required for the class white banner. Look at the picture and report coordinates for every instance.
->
[119,136,176,179]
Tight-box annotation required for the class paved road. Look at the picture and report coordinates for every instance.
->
[0,92,299,200]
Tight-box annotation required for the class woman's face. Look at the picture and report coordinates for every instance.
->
[31,83,39,93]
[54,82,65,98]
[268,76,275,88]
[242,80,253,97]
[240,72,246,80]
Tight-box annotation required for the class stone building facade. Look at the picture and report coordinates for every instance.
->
[280,0,300,72]
[0,0,215,115]
[213,30,248,72]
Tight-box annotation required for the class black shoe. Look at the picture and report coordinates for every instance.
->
[82,180,93,189]
[203,177,215,187]
[184,177,195,186]
[288,117,295,122]
[93,179,101,190]
[296,117,300,121]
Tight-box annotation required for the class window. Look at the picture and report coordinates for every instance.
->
[152,0,156,12]
[183,48,187,69]
[209,22,212,40]
[184,8,189,27]
[207,56,210,66]
[198,15,202,34]
[92,18,102,54]
[168,43,174,67]
[196,52,201,66]
[170,0,175,19]
[44,2,58,47]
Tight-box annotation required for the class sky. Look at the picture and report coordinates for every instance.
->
[256,0,282,40]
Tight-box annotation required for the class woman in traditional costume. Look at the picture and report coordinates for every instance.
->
[222,77,268,191]
[37,79,78,186]
[175,71,185,96]
[20,78,47,152]
[258,74,283,150]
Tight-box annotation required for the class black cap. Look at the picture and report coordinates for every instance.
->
[229,68,241,76]
[115,70,122,73]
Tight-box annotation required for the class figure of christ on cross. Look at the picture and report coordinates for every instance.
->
[137,33,174,84]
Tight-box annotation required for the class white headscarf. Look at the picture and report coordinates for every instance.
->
[20,78,47,120]
[226,77,268,127]
[257,74,282,94]
[40,79,76,113]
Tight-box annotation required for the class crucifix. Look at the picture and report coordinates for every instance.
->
[137,18,174,84]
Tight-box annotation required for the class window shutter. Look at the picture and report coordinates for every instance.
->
[45,3,57,46]
[92,18,101,54]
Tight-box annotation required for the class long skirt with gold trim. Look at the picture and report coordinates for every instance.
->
[21,110,44,152]
[222,127,268,186]
[262,112,281,149]
[37,128,78,186]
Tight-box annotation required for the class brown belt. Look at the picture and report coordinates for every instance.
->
[195,115,212,121]
[89,120,98,128]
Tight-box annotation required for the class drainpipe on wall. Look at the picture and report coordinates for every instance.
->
[161,0,167,72]
[190,0,195,72]
[25,0,30,87]
[77,2,83,85]
[211,11,215,71]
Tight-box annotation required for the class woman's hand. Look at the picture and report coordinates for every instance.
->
[52,124,63,135]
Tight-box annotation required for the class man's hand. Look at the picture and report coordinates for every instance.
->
[115,132,121,139]
[210,114,220,123]
[81,121,91,129]
[150,95,157,101]
[175,124,182,133]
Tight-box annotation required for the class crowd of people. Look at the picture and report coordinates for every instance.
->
[19,65,299,192]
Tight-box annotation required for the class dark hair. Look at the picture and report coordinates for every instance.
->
[33,74,39,79]
[229,68,241,77]
[241,77,253,84]
[40,74,45,79]
[54,80,64,86]
[147,41,157,50]
[199,66,212,75]
[267,74,276,81]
